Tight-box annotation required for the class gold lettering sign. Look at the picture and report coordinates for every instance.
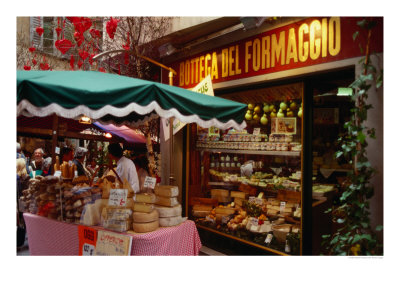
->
[178,17,342,87]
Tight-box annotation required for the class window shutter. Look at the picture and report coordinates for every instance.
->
[30,17,43,50]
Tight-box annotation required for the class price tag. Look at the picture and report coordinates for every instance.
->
[55,146,60,154]
[265,233,273,244]
[82,243,95,256]
[54,170,62,178]
[253,128,260,135]
[248,196,256,204]
[250,225,259,232]
[143,176,157,189]
[108,189,128,207]
[280,201,286,213]
[255,198,264,206]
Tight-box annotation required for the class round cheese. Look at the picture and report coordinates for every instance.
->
[159,216,183,227]
[132,220,159,233]
[154,204,182,218]
[132,209,159,223]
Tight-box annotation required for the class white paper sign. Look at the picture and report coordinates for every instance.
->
[108,189,128,207]
[253,128,261,135]
[280,201,286,213]
[143,176,157,189]
[55,146,60,154]
[54,170,62,178]
[82,243,95,256]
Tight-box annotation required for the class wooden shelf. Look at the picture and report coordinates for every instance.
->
[196,148,301,157]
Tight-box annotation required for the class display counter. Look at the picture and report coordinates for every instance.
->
[24,213,202,256]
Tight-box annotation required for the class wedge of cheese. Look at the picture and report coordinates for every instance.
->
[155,195,179,207]
[154,204,182,218]
[234,197,244,207]
[154,185,179,197]
[136,193,156,204]
[159,216,186,227]
[132,209,159,223]
[133,202,154,213]
[132,219,159,233]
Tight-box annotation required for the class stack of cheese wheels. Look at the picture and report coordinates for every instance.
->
[154,185,185,227]
[132,193,159,233]
[230,191,247,207]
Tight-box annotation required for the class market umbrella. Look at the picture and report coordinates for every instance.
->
[17,71,247,130]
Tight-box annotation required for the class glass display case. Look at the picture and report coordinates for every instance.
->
[187,82,304,255]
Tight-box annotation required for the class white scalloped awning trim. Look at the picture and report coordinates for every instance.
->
[17,99,247,130]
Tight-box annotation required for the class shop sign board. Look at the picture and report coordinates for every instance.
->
[172,17,383,89]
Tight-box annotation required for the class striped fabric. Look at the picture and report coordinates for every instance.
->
[23,213,202,256]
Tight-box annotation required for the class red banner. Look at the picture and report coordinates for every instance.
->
[171,17,383,89]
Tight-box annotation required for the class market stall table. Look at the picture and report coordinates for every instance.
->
[23,213,202,256]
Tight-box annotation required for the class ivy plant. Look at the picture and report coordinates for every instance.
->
[322,18,383,255]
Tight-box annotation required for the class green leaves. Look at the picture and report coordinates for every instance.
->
[322,18,383,256]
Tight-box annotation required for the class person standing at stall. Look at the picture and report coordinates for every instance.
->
[107,143,140,193]
[29,148,45,177]
[73,147,90,177]
[60,146,74,163]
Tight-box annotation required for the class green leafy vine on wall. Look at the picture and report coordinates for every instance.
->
[323,18,383,256]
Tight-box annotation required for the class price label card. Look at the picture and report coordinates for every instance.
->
[255,198,264,206]
[253,128,261,135]
[250,225,259,232]
[265,233,273,244]
[248,196,256,204]
[54,170,62,178]
[143,176,157,189]
[280,201,286,213]
[109,189,128,207]
[55,146,60,154]
[82,243,95,256]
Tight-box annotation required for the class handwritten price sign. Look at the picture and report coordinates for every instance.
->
[108,189,128,207]
[143,176,157,189]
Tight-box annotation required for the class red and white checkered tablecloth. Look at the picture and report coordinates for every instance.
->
[23,213,202,256]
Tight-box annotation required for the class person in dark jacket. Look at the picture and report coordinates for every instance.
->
[73,147,90,177]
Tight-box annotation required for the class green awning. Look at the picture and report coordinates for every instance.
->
[17,71,247,130]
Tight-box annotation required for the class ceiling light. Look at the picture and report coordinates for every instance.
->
[79,115,92,124]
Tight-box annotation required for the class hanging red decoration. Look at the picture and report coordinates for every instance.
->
[106,17,120,39]
[28,46,36,53]
[90,28,101,39]
[40,62,50,70]
[55,39,73,55]
[74,31,84,47]
[32,58,37,66]
[36,26,44,36]
[99,67,106,73]
[77,59,83,69]
[24,64,31,71]
[79,49,89,61]
[70,55,75,70]
[122,32,130,50]
[124,52,129,65]
[55,27,62,37]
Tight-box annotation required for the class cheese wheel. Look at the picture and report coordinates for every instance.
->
[132,209,159,223]
[136,193,156,204]
[154,185,179,197]
[211,189,229,197]
[159,216,184,227]
[154,204,182,217]
[133,202,154,213]
[155,195,179,207]
[132,220,159,233]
